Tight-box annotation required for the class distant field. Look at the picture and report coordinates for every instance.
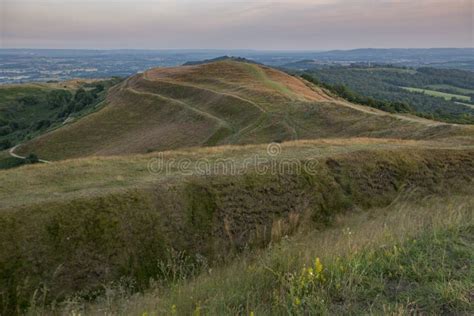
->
[402,87,471,101]
[456,102,474,109]
[425,84,474,95]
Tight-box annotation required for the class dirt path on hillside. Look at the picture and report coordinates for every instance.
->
[143,71,269,113]
[126,86,233,130]
[9,145,51,163]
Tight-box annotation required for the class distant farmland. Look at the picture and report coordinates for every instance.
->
[402,86,471,101]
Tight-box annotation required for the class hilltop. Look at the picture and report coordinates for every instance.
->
[182,55,260,66]
[13,60,473,160]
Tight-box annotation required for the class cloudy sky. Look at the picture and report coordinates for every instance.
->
[1,0,472,50]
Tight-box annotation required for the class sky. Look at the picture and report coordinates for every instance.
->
[1,0,472,50]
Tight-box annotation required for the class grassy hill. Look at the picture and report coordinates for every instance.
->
[1,60,474,314]
[14,60,474,161]
[1,138,474,313]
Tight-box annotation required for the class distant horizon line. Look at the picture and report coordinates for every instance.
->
[1,47,473,52]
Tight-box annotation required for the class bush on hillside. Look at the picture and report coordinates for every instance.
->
[46,90,73,109]
[25,153,39,164]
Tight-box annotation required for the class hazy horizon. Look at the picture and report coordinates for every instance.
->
[1,0,472,50]
[1,47,473,52]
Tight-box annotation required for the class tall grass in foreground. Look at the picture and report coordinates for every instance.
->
[39,193,473,315]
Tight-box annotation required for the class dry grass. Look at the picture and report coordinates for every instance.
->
[14,60,474,161]
[1,138,471,209]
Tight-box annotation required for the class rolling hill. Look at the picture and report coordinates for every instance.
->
[14,60,474,160]
[2,59,474,314]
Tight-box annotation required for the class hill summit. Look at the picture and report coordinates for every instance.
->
[183,55,260,66]
[16,60,472,160]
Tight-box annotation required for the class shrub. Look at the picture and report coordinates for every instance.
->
[25,153,39,164]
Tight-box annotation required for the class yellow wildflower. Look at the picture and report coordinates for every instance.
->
[294,297,301,306]
[315,258,323,275]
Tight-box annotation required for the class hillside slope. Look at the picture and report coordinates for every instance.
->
[1,138,473,313]
[16,60,474,160]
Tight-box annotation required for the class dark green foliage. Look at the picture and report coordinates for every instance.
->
[302,73,412,114]
[0,139,11,150]
[46,89,72,109]
[25,153,39,164]
[300,66,474,124]
[0,156,25,170]
[282,225,473,314]
[18,95,40,106]
[34,120,51,131]
[93,83,105,93]
[0,78,122,151]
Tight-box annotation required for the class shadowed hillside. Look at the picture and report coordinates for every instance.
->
[15,60,474,160]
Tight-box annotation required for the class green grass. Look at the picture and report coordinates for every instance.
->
[1,141,473,314]
[455,102,474,109]
[242,63,297,98]
[425,84,474,95]
[43,193,473,315]
[0,138,471,209]
[402,87,471,101]
[0,86,52,109]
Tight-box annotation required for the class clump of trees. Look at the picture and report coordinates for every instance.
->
[56,87,99,118]
[0,139,11,150]
[0,80,119,150]
[301,73,412,113]
[300,68,474,124]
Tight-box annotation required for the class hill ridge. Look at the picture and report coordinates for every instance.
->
[15,60,474,160]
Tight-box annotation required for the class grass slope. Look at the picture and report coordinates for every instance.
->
[1,139,473,313]
[15,60,474,161]
[70,194,472,316]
